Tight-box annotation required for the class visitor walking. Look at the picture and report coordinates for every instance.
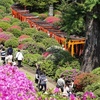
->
[7,45,13,55]
[16,50,24,68]
[38,71,48,93]
[1,48,6,65]
[35,63,41,84]
[56,75,65,92]
[5,54,13,65]
[62,80,72,97]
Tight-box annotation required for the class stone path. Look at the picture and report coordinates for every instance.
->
[19,67,56,89]
[0,58,56,89]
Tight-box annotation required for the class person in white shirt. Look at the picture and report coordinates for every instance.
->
[16,50,24,68]
[5,54,13,65]
[62,80,72,97]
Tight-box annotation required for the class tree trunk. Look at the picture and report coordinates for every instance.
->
[81,5,100,72]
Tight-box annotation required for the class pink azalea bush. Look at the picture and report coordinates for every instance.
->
[7,25,22,31]
[18,35,30,42]
[2,17,11,22]
[0,28,3,32]
[45,16,60,23]
[0,32,13,43]
[0,65,36,99]
[18,44,25,50]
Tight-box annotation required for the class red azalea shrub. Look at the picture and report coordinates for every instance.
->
[2,17,11,22]
[7,25,22,31]
[18,35,30,42]
[42,52,52,58]
[18,44,25,50]
[74,72,98,92]
[0,28,3,32]
[0,32,13,43]
[45,16,60,23]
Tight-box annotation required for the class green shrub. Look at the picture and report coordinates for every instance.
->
[0,6,6,12]
[85,81,100,98]
[22,28,37,36]
[32,31,48,42]
[18,22,29,30]
[24,42,46,54]
[39,13,48,20]
[46,46,75,65]
[63,60,80,70]
[55,67,67,81]
[20,38,33,44]
[42,38,61,48]
[31,12,39,16]
[10,18,21,25]
[92,67,100,75]
[23,53,43,66]
[40,60,56,77]
[4,38,18,48]
[8,28,22,38]
[0,21,11,31]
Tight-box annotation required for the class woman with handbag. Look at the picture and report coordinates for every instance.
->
[16,50,24,68]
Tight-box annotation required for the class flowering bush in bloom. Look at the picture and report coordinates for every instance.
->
[0,65,36,100]
[0,28,3,32]
[7,25,22,31]
[45,16,60,23]
[82,92,96,100]
[2,17,11,22]
[61,69,81,81]
[18,44,25,50]
[74,73,98,92]
[18,35,30,42]
[0,32,13,43]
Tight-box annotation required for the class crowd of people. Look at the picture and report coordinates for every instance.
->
[35,63,74,98]
[56,75,74,97]
[0,44,75,98]
[0,44,24,67]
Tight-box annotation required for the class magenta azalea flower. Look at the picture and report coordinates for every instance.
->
[0,65,36,99]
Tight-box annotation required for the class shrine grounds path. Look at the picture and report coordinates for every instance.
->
[19,66,56,89]
[0,59,56,89]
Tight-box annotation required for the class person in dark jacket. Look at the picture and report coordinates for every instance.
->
[38,71,47,92]
[7,45,13,55]
[1,48,6,65]
[35,64,41,84]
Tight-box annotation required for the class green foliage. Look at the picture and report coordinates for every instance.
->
[32,31,48,42]
[0,6,6,12]
[8,28,22,38]
[22,28,37,36]
[39,13,48,20]
[59,1,85,35]
[0,0,14,13]
[18,22,29,30]
[85,82,100,98]
[63,60,80,70]
[20,38,33,44]
[42,38,61,48]
[10,18,21,25]
[4,38,18,48]
[24,42,46,54]
[0,22,11,31]
[46,46,75,65]
[23,53,43,66]
[55,67,66,80]
[40,60,56,77]
[92,67,100,75]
